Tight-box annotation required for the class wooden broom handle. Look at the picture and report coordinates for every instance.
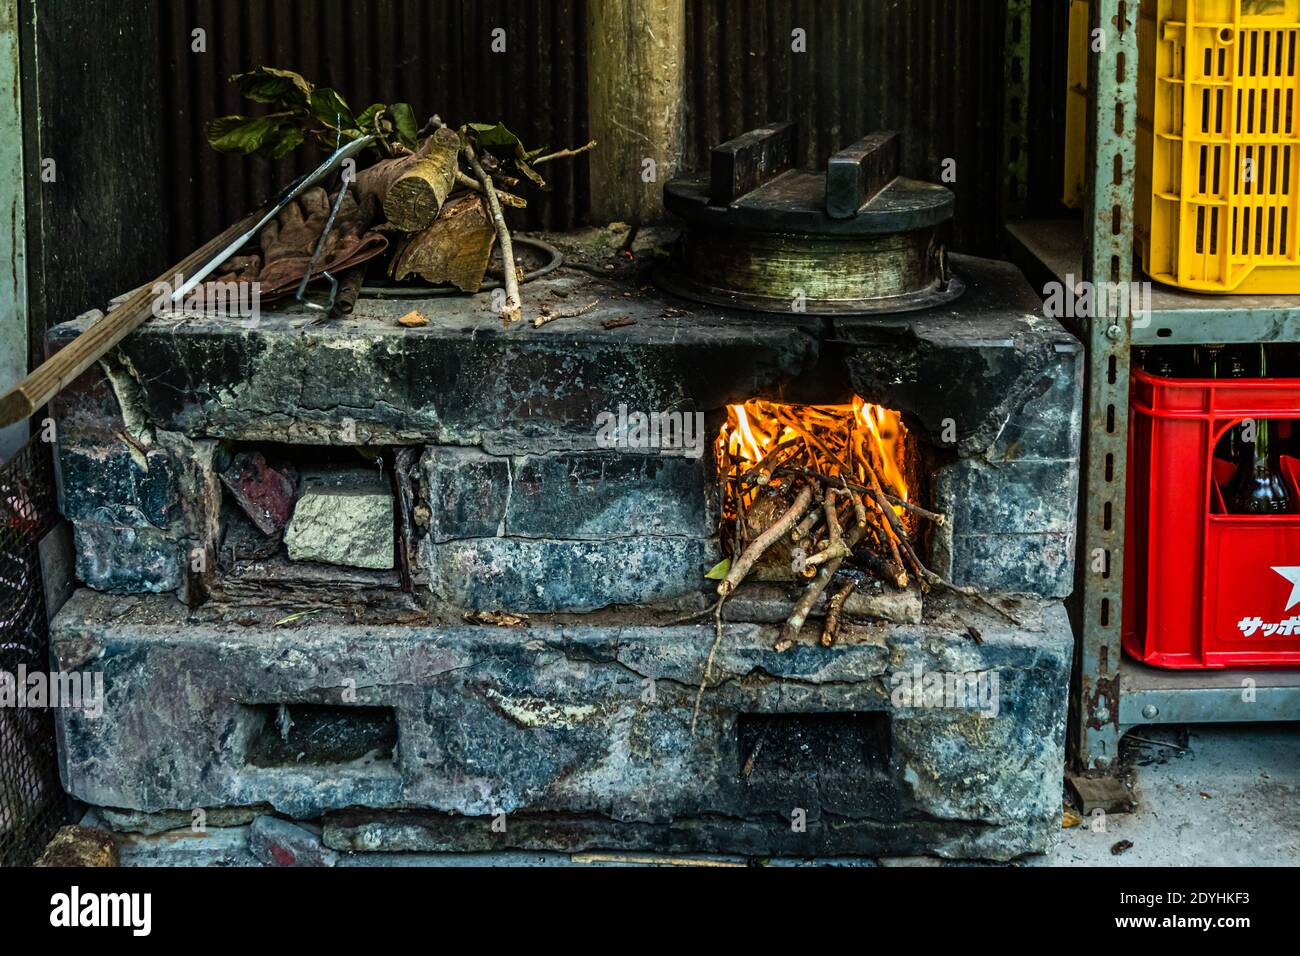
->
[0,209,265,429]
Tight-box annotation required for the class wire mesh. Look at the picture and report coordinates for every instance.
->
[0,436,71,867]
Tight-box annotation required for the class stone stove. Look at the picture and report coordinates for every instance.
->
[46,247,1081,860]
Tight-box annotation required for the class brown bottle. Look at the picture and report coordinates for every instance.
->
[1228,346,1292,515]
[1222,349,1248,463]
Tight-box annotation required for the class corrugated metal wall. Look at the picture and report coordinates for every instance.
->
[102,0,1018,261]
[155,0,1013,256]
[159,0,589,253]
[685,0,1009,250]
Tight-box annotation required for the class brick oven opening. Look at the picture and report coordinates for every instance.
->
[715,397,923,598]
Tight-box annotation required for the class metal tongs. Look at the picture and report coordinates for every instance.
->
[172,133,376,308]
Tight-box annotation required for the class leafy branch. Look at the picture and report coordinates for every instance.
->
[206,66,419,158]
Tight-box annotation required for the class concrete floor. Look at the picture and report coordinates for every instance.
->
[104,723,1300,867]
[1036,723,1300,867]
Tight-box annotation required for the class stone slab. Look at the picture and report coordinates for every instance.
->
[421,536,720,612]
[52,588,1072,860]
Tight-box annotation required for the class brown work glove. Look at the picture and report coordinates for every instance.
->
[205,185,387,303]
[256,185,387,298]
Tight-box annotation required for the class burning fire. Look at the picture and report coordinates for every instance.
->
[717,397,911,539]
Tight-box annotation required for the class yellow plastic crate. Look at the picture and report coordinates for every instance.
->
[1138,0,1300,293]
[1063,0,1091,210]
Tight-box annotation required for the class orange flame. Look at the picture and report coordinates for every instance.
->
[718,398,909,519]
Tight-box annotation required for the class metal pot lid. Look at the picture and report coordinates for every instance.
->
[662,123,955,237]
[659,123,962,316]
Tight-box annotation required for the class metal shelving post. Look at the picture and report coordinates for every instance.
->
[1074,0,1137,772]
[1005,0,1300,775]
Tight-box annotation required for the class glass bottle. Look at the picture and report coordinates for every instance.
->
[1223,348,1248,464]
[1228,346,1292,514]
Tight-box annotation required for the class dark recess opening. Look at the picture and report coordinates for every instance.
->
[246,704,398,768]
[737,712,891,782]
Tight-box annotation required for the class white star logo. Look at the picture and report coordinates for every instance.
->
[1272,566,1300,612]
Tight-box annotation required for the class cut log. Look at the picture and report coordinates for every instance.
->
[382,127,462,231]
[390,194,497,292]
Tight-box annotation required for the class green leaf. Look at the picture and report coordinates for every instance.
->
[267,126,306,159]
[355,103,385,130]
[389,103,420,151]
[232,67,313,108]
[273,609,321,628]
[468,121,524,152]
[704,558,732,580]
[206,114,286,154]
[207,114,310,159]
[309,88,356,131]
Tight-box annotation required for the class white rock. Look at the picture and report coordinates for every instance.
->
[284,469,395,570]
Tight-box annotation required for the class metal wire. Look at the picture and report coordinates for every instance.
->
[360,235,563,298]
[0,437,71,866]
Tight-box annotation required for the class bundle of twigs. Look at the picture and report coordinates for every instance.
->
[688,401,1015,734]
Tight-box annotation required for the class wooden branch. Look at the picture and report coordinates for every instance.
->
[533,298,599,328]
[844,547,907,590]
[454,171,527,209]
[790,505,824,543]
[821,578,858,647]
[0,208,266,428]
[718,484,814,598]
[531,139,598,166]
[885,494,945,526]
[804,493,849,567]
[775,465,946,526]
[778,520,868,648]
[738,437,801,487]
[690,599,725,736]
[464,146,522,325]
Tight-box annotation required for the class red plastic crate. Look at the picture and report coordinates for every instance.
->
[1125,368,1300,668]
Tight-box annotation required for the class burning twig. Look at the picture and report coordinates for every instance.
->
[464,146,521,325]
[743,438,801,489]
[776,466,945,527]
[804,492,849,567]
[884,494,945,525]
